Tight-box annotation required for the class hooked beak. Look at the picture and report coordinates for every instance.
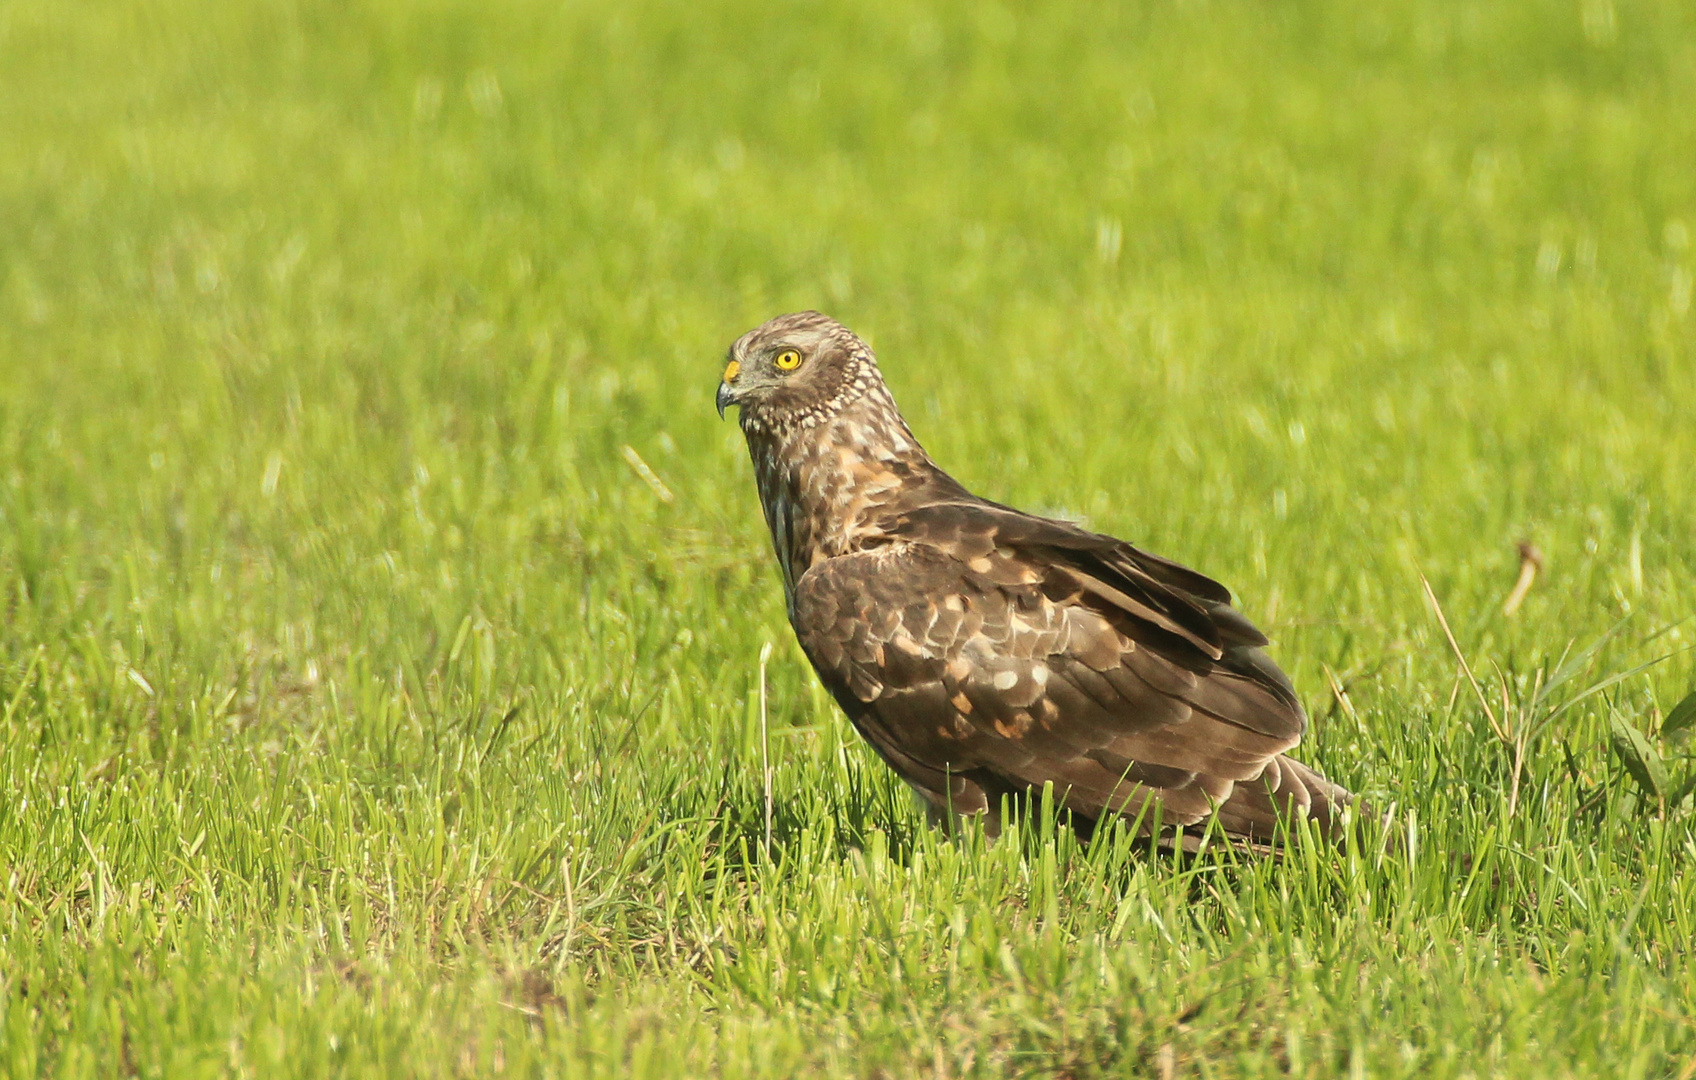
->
[716,357,741,418]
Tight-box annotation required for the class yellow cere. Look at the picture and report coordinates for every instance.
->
[775,349,802,370]
[722,359,740,382]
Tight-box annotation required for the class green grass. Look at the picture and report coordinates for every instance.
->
[4,0,1696,1075]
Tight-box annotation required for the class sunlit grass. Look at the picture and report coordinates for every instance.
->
[2,0,1695,1075]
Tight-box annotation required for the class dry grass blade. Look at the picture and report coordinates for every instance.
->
[621,444,676,504]
[1501,540,1543,616]
[1422,576,1506,744]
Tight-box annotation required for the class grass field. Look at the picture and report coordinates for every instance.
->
[4,0,1696,1075]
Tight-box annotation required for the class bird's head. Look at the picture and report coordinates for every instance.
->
[717,311,880,432]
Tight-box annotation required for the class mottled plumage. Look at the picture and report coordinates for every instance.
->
[717,311,1350,847]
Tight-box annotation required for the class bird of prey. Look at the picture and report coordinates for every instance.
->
[716,311,1350,847]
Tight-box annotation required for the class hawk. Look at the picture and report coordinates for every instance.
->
[716,311,1350,847]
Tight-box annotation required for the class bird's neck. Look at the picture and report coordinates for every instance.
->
[744,387,943,599]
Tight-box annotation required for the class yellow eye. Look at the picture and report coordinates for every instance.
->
[774,349,802,371]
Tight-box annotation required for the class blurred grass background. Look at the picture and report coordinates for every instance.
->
[3,0,1695,1075]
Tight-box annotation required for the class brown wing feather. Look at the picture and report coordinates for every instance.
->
[791,504,1346,843]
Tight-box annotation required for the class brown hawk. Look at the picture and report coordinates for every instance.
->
[716,311,1350,847]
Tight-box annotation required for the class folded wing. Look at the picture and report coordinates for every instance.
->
[790,502,1347,843]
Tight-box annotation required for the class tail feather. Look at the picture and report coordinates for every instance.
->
[1210,753,1352,844]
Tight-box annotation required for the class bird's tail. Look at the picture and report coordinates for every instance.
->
[1210,753,1355,847]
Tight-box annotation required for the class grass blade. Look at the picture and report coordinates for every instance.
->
[1661,690,1696,743]
[1608,712,1670,801]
